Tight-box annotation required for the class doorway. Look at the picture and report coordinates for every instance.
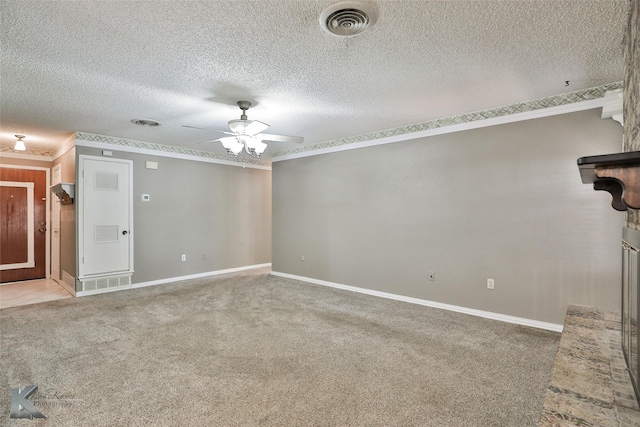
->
[0,165,50,283]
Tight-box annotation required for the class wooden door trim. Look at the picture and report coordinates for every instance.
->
[0,165,51,278]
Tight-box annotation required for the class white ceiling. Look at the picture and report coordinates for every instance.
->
[0,0,630,160]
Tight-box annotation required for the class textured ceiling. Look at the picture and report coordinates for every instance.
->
[0,0,630,159]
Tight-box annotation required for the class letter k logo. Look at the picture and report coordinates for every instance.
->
[10,385,47,419]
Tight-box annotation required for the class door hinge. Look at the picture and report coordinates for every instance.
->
[82,256,84,264]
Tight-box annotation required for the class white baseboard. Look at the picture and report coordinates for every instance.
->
[271,271,563,333]
[131,263,272,289]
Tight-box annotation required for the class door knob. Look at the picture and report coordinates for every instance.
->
[122,230,128,235]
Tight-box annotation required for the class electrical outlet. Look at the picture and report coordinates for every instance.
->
[428,271,435,281]
[301,255,305,262]
[202,253,207,260]
[181,254,186,262]
[487,278,494,289]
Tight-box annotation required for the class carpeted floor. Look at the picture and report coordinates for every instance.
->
[0,271,560,426]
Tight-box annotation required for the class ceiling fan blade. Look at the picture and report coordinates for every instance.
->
[183,125,231,134]
[259,133,304,144]
[244,120,270,135]
[208,136,241,143]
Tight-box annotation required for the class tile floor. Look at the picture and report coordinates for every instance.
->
[0,278,73,309]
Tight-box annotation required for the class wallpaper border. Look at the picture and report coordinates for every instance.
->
[272,82,623,158]
[0,146,56,158]
[75,132,272,168]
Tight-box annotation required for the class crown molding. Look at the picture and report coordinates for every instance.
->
[272,82,623,161]
[0,146,54,161]
[52,133,77,160]
[75,132,271,170]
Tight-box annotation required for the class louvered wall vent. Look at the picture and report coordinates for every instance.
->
[320,1,378,37]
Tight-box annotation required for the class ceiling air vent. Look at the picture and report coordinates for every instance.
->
[320,1,378,37]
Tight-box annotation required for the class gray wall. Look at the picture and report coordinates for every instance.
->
[75,147,271,285]
[273,109,624,325]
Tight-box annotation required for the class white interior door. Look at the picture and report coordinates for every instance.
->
[51,164,61,281]
[78,156,133,278]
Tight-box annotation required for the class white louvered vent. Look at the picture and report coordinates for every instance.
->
[80,274,131,293]
[319,1,378,37]
[95,225,119,243]
[94,171,118,191]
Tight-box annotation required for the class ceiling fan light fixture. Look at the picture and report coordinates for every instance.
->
[228,119,250,134]
[237,135,268,158]
[196,100,302,159]
[14,134,26,151]
[247,140,268,157]
[220,137,243,156]
[253,141,267,156]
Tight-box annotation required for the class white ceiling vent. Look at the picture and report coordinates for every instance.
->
[320,1,378,37]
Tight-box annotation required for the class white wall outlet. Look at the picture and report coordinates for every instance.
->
[141,194,150,202]
[181,254,186,262]
[428,271,435,281]
[301,255,305,262]
[487,278,495,289]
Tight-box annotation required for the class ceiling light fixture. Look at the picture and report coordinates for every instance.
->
[14,134,26,151]
[320,1,378,37]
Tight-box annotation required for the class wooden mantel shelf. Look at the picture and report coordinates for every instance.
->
[578,151,640,211]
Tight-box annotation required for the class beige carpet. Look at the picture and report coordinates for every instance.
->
[1,271,559,426]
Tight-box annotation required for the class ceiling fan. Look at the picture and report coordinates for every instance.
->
[189,101,304,158]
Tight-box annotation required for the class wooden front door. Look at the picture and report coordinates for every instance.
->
[0,167,47,283]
